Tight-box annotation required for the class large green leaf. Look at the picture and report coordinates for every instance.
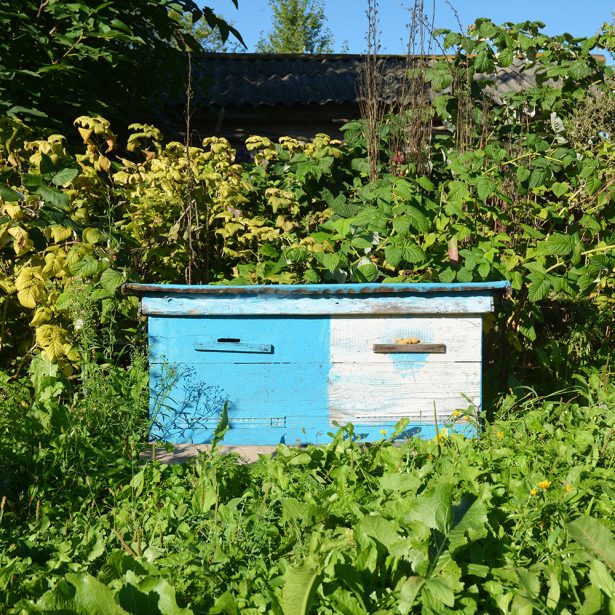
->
[568,516,615,572]
[355,515,400,549]
[100,268,125,293]
[35,573,127,614]
[406,482,453,534]
[282,560,321,615]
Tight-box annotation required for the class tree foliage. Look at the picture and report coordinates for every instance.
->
[0,20,613,391]
[256,0,334,53]
[0,0,243,130]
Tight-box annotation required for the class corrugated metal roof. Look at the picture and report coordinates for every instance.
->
[192,53,541,108]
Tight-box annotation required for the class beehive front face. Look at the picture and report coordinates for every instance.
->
[147,312,482,445]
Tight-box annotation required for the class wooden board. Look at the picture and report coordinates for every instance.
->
[141,293,494,316]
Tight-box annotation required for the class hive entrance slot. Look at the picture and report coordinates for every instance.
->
[218,338,241,343]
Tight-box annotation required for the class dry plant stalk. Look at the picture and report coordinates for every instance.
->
[173,42,208,284]
[445,0,474,152]
[389,0,436,173]
[358,0,385,181]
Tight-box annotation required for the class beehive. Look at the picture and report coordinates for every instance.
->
[124,282,510,445]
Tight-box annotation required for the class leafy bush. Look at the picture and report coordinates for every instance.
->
[0,372,613,613]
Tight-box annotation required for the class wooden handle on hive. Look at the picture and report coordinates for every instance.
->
[373,343,447,354]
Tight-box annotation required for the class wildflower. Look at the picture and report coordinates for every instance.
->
[379,429,387,436]
[496,431,504,439]
[564,483,572,493]
[530,488,537,496]
[451,410,461,419]
[537,480,551,490]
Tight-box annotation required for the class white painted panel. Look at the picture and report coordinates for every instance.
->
[329,316,482,363]
[328,361,481,424]
[141,293,494,316]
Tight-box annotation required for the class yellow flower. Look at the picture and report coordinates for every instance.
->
[379,429,387,436]
[564,484,572,493]
[452,410,461,419]
[496,431,504,439]
[537,480,551,490]
[530,488,538,496]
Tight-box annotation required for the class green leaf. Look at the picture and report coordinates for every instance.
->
[119,574,193,615]
[498,46,514,67]
[385,245,403,267]
[402,242,425,264]
[551,181,569,198]
[528,163,551,189]
[568,516,615,572]
[406,482,453,533]
[36,573,128,614]
[527,272,551,302]
[542,233,575,256]
[51,167,79,187]
[399,577,425,615]
[448,490,490,554]
[356,515,400,549]
[424,577,455,607]
[586,175,602,196]
[282,560,321,615]
[71,257,103,278]
[417,176,434,191]
[475,176,497,201]
[354,258,379,282]
[0,184,22,202]
[474,50,494,73]
[447,181,469,207]
[211,402,229,450]
[517,166,531,183]
[588,559,615,598]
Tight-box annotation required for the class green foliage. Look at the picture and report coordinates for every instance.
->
[0,370,613,612]
[0,0,243,130]
[255,0,334,53]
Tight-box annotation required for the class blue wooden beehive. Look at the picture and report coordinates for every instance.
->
[124,282,510,445]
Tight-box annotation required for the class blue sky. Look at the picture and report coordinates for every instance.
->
[206,0,614,53]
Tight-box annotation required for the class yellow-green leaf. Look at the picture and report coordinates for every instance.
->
[82,228,102,244]
[31,306,53,326]
[15,266,45,308]
[8,226,32,256]
[49,225,73,243]
[35,324,68,362]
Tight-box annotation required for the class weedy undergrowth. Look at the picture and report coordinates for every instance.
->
[0,367,612,614]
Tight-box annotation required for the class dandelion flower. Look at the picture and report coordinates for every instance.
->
[564,484,572,493]
[452,410,461,418]
[496,431,504,439]
[530,488,537,496]
[379,429,387,436]
[537,480,551,490]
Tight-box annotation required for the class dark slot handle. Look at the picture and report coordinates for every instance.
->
[218,338,240,343]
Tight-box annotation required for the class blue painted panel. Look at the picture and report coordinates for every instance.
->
[149,316,331,445]
[149,316,330,364]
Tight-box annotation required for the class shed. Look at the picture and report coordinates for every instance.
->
[124,281,510,445]
[184,53,545,144]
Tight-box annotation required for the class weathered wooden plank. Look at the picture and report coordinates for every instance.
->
[125,280,511,297]
[328,361,481,424]
[329,316,482,363]
[373,343,447,354]
[141,293,494,316]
